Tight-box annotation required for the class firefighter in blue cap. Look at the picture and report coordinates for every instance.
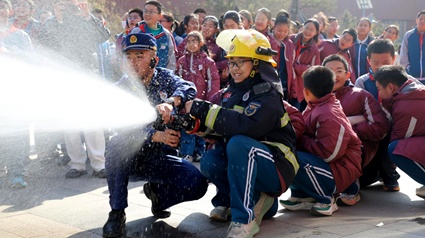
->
[102,32,208,238]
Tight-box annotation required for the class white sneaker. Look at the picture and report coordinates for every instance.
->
[253,192,274,226]
[310,198,338,216]
[337,193,361,206]
[416,186,425,198]
[280,197,315,210]
[210,206,230,222]
[182,155,194,162]
[226,221,259,238]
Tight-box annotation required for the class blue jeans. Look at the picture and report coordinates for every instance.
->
[200,135,281,224]
[179,130,205,157]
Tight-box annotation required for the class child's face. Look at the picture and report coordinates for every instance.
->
[223,19,240,30]
[356,19,371,36]
[274,23,290,41]
[416,13,425,32]
[383,27,398,42]
[241,16,250,29]
[254,12,269,32]
[324,60,350,92]
[302,22,318,42]
[185,17,199,33]
[327,20,339,35]
[128,12,142,28]
[376,81,395,100]
[186,36,202,53]
[367,53,395,73]
[338,33,354,50]
[201,19,217,39]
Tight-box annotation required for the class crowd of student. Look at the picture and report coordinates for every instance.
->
[1,0,425,237]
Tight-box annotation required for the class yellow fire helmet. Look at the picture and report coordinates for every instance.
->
[217,29,277,67]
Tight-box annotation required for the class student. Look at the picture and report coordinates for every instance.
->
[176,31,219,162]
[312,12,328,41]
[160,12,183,46]
[131,0,176,70]
[10,0,41,42]
[349,17,375,79]
[324,16,339,39]
[253,7,279,62]
[400,10,425,83]
[273,15,295,101]
[323,54,389,205]
[193,8,206,26]
[201,15,226,72]
[380,25,399,43]
[219,11,244,88]
[239,9,253,30]
[375,65,425,199]
[116,8,143,53]
[176,14,200,59]
[355,39,401,191]
[280,66,362,216]
[318,28,357,83]
[222,10,244,30]
[186,29,298,237]
[0,0,33,189]
[289,18,321,111]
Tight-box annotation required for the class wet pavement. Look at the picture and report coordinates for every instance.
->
[0,156,424,238]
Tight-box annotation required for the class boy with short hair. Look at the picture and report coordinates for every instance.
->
[319,28,357,83]
[280,66,362,216]
[375,65,425,198]
[323,54,390,205]
[400,10,425,83]
[355,39,400,191]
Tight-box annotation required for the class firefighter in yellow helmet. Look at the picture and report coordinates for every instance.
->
[185,29,299,238]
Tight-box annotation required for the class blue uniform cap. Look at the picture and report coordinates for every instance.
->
[124,33,157,52]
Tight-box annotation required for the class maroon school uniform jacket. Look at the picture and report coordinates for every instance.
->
[283,100,305,140]
[176,51,220,100]
[334,82,390,167]
[300,93,362,193]
[382,79,425,166]
[290,33,321,102]
[318,39,356,83]
[205,37,227,72]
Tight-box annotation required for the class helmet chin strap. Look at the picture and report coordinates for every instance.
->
[250,59,260,77]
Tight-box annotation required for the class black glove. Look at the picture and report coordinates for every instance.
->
[190,99,212,124]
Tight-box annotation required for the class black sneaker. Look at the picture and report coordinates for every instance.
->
[93,169,107,179]
[143,183,171,218]
[65,169,87,178]
[57,154,71,166]
[102,209,126,238]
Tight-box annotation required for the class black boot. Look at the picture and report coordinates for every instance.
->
[143,183,171,218]
[102,209,126,238]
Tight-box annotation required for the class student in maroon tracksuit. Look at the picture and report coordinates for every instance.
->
[289,18,321,111]
[323,54,390,206]
[280,66,362,216]
[375,65,425,199]
[318,28,357,83]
